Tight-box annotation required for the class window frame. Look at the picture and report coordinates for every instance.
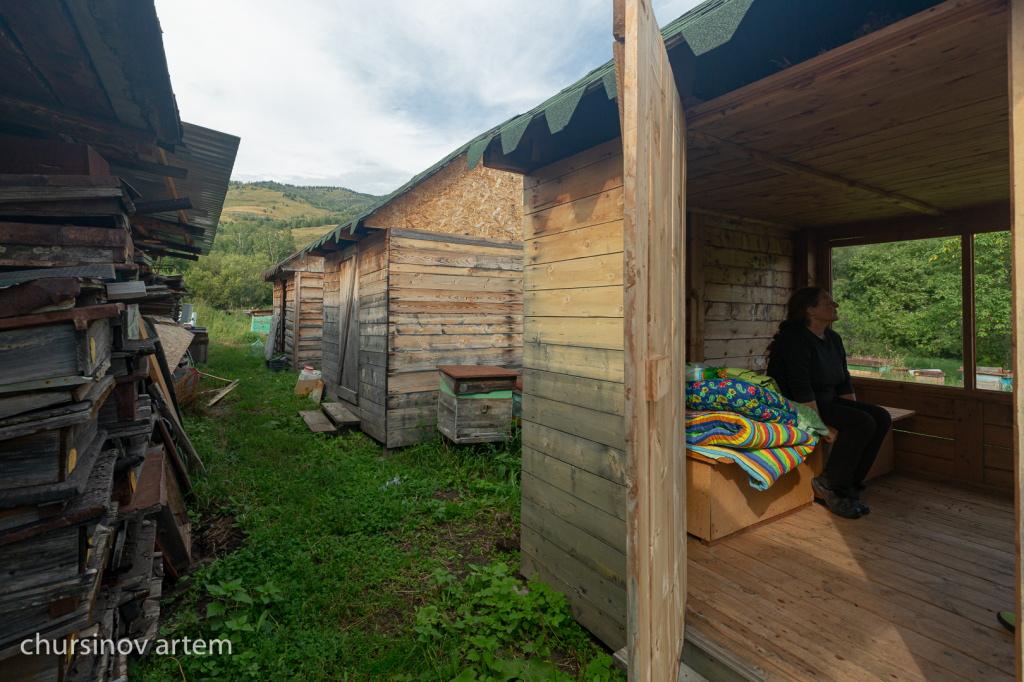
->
[817,213,1008,395]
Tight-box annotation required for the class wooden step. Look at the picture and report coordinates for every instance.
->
[321,402,360,427]
[298,410,338,436]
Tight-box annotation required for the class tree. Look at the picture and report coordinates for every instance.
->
[184,253,272,309]
[831,231,1011,367]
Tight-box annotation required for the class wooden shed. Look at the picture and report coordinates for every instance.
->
[475,0,1024,678]
[262,252,324,370]
[303,151,524,448]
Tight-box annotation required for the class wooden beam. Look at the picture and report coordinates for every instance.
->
[1007,0,1024,673]
[0,221,126,248]
[819,202,1010,245]
[131,215,206,237]
[689,130,944,216]
[0,95,162,154]
[158,149,191,230]
[108,157,188,180]
[133,198,193,215]
[136,239,201,255]
[687,205,796,231]
[961,230,977,392]
[0,264,115,284]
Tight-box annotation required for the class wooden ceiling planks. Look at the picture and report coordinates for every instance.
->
[686,0,1011,228]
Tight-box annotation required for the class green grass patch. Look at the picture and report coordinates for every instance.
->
[222,186,339,223]
[292,225,339,250]
[136,342,621,681]
[190,303,263,349]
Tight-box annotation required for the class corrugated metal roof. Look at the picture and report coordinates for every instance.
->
[300,0,754,258]
[123,122,240,255]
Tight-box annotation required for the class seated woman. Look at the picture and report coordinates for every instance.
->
[766,286,891,519]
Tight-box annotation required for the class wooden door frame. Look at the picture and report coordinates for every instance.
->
[335,245,360,406]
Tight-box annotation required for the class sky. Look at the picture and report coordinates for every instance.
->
[155,0,705,196]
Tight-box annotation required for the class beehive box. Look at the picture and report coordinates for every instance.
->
[436,366,519,444]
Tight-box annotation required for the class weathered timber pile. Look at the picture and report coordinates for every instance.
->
[0,174,202,680]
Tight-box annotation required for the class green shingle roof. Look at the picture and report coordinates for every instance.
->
[301,0,754,258]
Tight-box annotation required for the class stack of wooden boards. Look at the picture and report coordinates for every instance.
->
[0,173,203,681]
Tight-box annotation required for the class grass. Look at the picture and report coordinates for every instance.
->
[190,302,259,347]
[136,332,622,681]
[222,186,339,223]
[900,356,964,386]
[292,225,340,250]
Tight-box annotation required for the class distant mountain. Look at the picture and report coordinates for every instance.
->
[222,181,379,226]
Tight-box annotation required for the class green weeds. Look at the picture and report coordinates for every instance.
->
[136,340,621,681]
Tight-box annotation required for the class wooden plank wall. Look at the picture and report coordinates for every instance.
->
[283,278,295,361]
[693,212,796,370]
[294,269,324,369]
[854,378,1014,492]
[385,227,523,448]
[358,231,389,443]
[322,255,342,392]
[519,138,628,651]
[272,280,284,354]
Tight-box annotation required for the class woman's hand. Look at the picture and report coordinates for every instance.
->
[823,426,839,443]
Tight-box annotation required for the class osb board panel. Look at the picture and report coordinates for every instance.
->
[363,153,523,240]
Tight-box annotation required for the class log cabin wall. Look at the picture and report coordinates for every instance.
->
[519,138,628,650]
[363,153,523,240]
[691,213,796,370]
[385,228,523,449]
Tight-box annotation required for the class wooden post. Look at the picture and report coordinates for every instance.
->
[961,230,977,391]
[615,0,687,678]
[1008,0,1024,674]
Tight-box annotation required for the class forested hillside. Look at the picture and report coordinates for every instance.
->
[221,181,377,224]
[832,232,1011,369]
[166,181,380,309]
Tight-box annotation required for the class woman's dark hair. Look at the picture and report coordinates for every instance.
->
[765,286,826,362]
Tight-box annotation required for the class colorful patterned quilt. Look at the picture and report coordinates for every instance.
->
[686,411,818,490]
[686,378,798,426]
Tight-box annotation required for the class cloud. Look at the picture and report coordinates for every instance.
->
[156,0,702,195]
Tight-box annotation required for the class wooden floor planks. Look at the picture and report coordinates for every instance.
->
[687,475,1015,681]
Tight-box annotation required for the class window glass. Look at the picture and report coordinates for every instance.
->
[832,237,963,387]
[973,231,1012,392]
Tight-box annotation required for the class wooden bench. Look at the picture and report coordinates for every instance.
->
[686,406,913,544]
[813,405,916,483]
[686,446,821,545]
